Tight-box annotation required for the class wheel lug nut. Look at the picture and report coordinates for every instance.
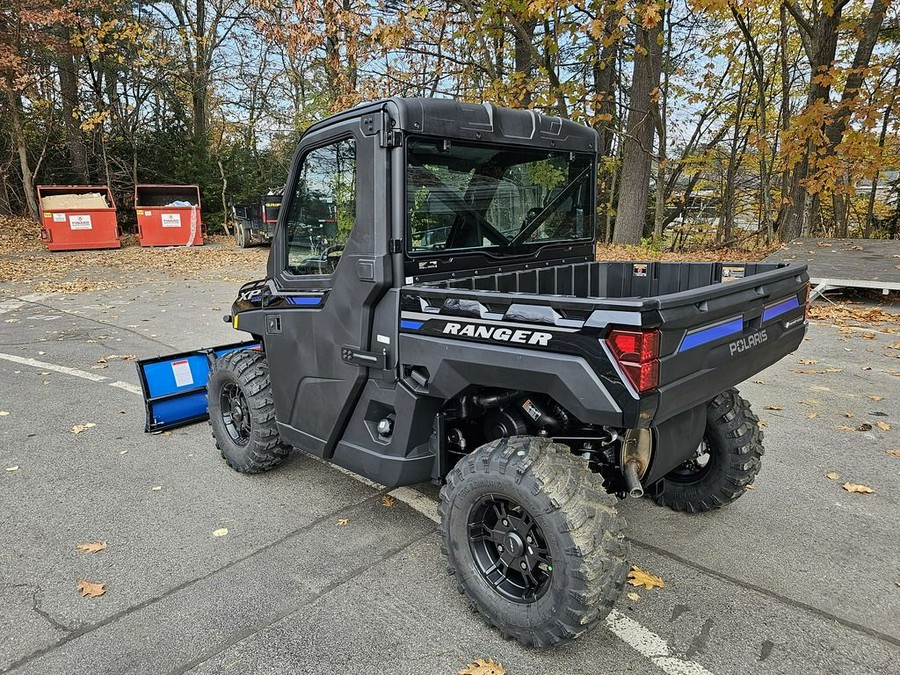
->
[520,561,527,570]
[497,545,504,552]
[526,536,532,543]
[502,519,509,527]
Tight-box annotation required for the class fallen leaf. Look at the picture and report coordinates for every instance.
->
[150,485,162,491]
[77,541,107,553]
[0,411,9,416]
[862,333,876,340]
[825,471,841,480]
[764,405,783,411]
[212,528,228,537]
[890,342,900,350]
[752,379,765,384]
[799,358,818,365]
[744,483,755,489]
[76,579,105,598]
[805,412,818,419]
[861,366,872,371]
[458,658,506,675]
[842,482,874,494]
[886,449,900,458]
[90,363,108,370]
[834,425,855,431]
[626,592,641,601]
[337,518,349,527]
[868,395,884,402]
[119,450,128,455]
[71,423,96,434]
[5,465,20,472]
[381,495,395,507]
[757,420,768,428]
[875,422,890,431]
[856,423,873,432]
[844,412,854,418]
[95,358,107,364]
[627,565,665,590]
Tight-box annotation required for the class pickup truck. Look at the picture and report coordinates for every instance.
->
[138,97,808,648]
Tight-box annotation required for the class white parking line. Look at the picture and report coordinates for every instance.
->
[388,486,440,522]
[605,610,715,675]
[0,353,109,382]
[0,350,717,674]
[109,380,143,395]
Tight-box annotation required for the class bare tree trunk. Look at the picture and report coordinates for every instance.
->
[512,17,536,107]
[865,69,899,237]
[57,37,89,183]
[653,3,673,241]
[779,0,887,241]
[613,17,662,244]
[0,165,12,215]
[5,87,39,218]
[592,12,619,158]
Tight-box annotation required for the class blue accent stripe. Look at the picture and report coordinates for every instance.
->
[287,296,321,306]
[400,319,424,331]
[763,296,801,323]
[679,318,744,353]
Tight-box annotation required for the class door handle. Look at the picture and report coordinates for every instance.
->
[340,345,387,369]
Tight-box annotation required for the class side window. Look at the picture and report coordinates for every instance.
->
[285,138,356,275]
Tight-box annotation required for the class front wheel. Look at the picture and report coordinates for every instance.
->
[438,436,628,648]
[207,349,289,473]
[652,388,763,512]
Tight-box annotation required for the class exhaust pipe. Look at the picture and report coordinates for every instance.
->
[623,460,644,498]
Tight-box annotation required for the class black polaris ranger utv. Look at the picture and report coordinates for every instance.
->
[138,98,808,648]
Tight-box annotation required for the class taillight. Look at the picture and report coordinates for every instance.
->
[606,328,660,393]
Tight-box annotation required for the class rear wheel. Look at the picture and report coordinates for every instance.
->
[234,224,249,248]
[652,388,763,512]
[207,349,289,473]
[439,436,628,648]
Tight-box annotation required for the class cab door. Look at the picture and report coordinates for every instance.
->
[264,117,392,457]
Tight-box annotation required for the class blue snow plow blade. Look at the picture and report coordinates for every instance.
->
[136,341,260,433]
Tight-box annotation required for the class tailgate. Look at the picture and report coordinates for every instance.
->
[652,265,808,423]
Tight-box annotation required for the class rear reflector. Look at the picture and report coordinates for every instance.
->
[606,328,661,393]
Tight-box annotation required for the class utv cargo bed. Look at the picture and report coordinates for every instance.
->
[401,260,808,427]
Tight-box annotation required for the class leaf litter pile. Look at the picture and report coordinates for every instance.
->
[1,216,267,294]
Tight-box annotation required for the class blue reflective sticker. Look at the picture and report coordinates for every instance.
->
[679,317,744,353]
[287,296,321,306]
[763,296,801,323]
[400,319,424,330]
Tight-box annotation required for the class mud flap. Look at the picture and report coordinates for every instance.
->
[136,341,260,432]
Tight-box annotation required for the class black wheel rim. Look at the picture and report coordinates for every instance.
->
[220,381,251,445]
[467,495,552,604]
[669,437,713,484]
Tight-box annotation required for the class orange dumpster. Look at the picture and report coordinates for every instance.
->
[135,184,203,247]
[37,185,121,251]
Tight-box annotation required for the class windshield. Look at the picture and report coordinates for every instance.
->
[407,138,594,255]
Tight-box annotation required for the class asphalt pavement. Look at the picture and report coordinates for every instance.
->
[1,266,898,675]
